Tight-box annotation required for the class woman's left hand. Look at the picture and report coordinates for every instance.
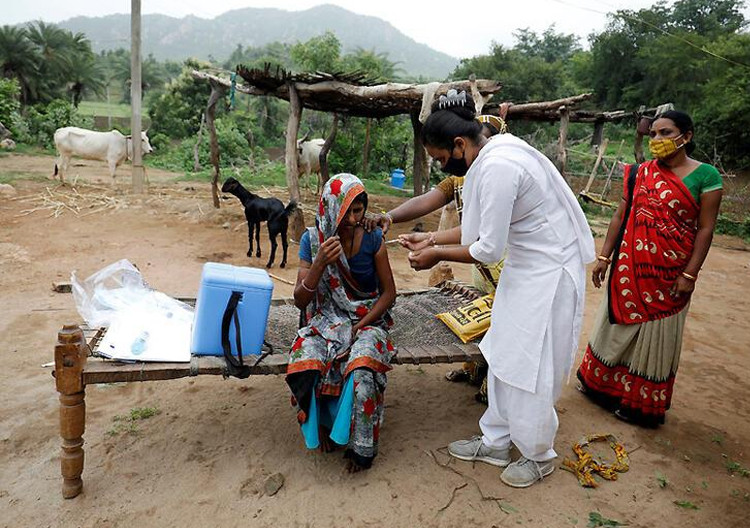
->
[351,323,362,342]
[670,276,695,299]
[408,247,440,270]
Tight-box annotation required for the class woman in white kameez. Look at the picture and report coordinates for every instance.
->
[406,90,595,488]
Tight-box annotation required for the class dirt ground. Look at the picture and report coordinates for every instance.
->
[1,154,749,528]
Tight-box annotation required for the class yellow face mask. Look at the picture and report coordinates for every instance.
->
[649,134,685,159]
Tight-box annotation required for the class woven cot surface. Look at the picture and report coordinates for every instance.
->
[264,290,476,352]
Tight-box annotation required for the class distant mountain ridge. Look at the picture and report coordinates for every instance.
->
[55,4,457,79]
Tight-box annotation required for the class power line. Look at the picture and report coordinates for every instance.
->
[546,0,750,70]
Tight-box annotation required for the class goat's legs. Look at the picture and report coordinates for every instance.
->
[246,221,255,258]
[266,227,278,268]
[280,228,289,268]
[255,222,261,258]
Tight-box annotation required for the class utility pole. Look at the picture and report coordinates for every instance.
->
[130,0,145,193]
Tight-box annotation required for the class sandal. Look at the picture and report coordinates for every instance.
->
[445,369,470,383]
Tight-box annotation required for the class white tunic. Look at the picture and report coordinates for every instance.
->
[461,134,595,393]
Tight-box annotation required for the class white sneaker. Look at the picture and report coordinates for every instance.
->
[500,456,555,487]
[448,436,511,467]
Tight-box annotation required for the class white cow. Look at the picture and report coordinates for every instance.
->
[53,127,154,184]
[296,136,325,193]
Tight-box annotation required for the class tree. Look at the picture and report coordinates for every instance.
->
[290,31,342,72]
[341,48,401,82]
[147,60,213,139]
[0,26,41,104]
[513,25,580,63]
[452,27,581,102]
[692,33,750,166]
[671,0,746,37]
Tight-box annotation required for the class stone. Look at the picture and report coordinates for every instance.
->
[0,138,16,150]
[263,472,284,496]
[0,183,16,197]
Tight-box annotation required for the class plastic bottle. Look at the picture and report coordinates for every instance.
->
[130,331,150,355]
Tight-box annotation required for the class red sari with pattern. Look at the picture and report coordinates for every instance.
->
[578,160,699,425]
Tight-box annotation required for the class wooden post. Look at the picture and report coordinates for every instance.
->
[285,82,306,240]
[319,113,339,189]
[634,115,650,164]
[130,0,145,193]
[206,80,225,209]
[55,324,87,499]
[591,119,604,148]
[582,138,609,195]
[193,112,205,173]
[362,118,372,178]
[410,110,427,196]
[556,106,570,180]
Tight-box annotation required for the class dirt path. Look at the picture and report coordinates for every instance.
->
[1,155,748,527]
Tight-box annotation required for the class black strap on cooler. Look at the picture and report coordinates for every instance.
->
[222,291,251,378]
[221,290,275,379]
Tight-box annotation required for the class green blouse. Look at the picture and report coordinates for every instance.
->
[682,163,723,203]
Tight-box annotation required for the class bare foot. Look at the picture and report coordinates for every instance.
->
[319,427,336,453]
[346,459,366,473]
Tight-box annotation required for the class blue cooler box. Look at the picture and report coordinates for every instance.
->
[191,263,274,356]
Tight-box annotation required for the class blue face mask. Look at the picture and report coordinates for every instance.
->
[441,148,468,176]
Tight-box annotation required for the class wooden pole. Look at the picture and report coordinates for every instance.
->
[319,113,339,190]
[206,81,224,209]
[591,119,604,148]
[193,112,205,173]
[362,118,372,178]
[410,110,427,196]
[55,324,87,499]
[285,82,306,240]
[582,138,609,195]
[556,106,570,180]
[130,0,145,193]
[634,117,648,164]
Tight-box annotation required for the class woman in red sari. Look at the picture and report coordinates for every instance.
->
[577,111,723,427]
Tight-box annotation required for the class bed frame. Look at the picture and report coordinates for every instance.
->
[52,282,483,498]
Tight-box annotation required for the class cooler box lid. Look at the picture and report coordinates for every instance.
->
[200,262,273,292]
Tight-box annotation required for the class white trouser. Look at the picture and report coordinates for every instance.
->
[479,271,576,461]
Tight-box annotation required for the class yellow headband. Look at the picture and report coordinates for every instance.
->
[476,114,507,135]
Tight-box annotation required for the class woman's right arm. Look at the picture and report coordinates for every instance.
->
[293,237,342,309]
[592,198,626,288]
[364,189,449,233]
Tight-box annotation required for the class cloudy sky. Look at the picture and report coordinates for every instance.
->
[3,0,748,58]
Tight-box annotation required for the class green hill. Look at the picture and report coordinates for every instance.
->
[57,4,458,80]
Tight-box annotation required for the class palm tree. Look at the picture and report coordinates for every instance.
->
[0,25,41,104]
[68,53,106,107]
[26,21,75,101]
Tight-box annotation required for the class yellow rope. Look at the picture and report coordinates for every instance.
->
[561,433,629,488]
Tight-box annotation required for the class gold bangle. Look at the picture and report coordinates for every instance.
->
[597,255,611,264]
[681,271,697,282]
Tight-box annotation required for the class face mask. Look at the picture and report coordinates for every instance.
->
[441,148,469,176]
[649,134,685,159]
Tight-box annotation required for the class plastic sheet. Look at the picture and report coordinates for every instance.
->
[71,259,194,362]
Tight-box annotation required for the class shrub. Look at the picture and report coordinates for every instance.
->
[0,78,21,133]
[24,99,91,148]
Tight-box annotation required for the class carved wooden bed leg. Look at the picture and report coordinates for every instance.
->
[54,324,87,499]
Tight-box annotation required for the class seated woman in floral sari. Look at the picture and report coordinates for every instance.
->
[287,173,397,472]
